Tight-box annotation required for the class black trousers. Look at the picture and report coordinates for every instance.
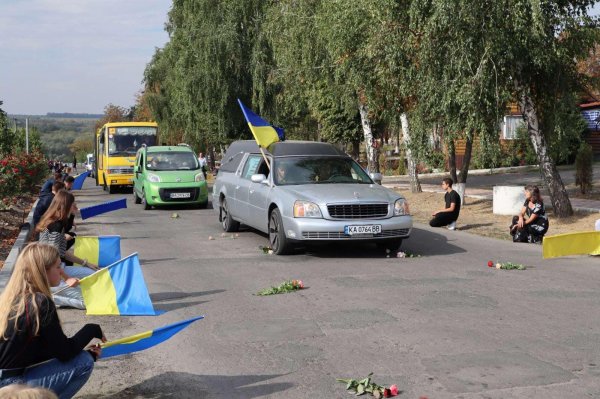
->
[429,212,457,227]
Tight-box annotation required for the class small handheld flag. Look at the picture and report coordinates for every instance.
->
[80,198,127,220]
[71,171,90,190]
[543,231,600,259]
[237,99,284,149]
[100,316,204,358]
[73,236,121,268]
[80,253,160,316]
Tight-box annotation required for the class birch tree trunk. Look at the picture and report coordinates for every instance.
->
[400,113,421,192]
[519,91,573,217]
[447,139,458,183]
[359,103,378,173]
[458,134,473,183]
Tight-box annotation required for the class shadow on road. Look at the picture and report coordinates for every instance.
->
[80,371,292,398]
[458,223,493,231]
[150,289,226,302]
[301,227,466,258]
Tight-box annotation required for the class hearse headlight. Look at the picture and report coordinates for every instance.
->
[394,199,409,216]
[293,201,322,218]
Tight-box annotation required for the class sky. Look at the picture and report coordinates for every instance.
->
[0,0,172,115]
[0,1,598,116]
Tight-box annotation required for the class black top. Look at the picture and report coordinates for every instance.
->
[523,199,548,227]
[445,190,461,220]
[0,294,102,369]
[40,179,55,195]
[32,193,54,227]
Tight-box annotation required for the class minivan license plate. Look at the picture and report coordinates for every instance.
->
[170,192,191,199]
[344,224,382,236]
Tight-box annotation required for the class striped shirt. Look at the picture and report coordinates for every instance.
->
[38,221,67,258]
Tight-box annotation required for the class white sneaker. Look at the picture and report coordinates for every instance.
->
[447,221,456,230]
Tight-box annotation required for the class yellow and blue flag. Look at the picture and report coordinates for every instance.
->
[71,171,90,190]
[73,236,121,268]
[100,316,204,358]
[80,253,160,316]
[237,99,284,149]
[543,231,600,259]
[80,198,127,220]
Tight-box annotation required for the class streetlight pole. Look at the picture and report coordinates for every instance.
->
[25,118,29,154]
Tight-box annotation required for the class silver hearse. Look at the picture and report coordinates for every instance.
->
[212,140,412,254]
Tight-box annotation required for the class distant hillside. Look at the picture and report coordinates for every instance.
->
[8,115,98,161]
[46,112,103,119]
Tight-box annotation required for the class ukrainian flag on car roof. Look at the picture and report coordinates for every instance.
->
[237,99,284,149]
[79,253,160,316]
[73,236,121,268]
[100,316,204,358]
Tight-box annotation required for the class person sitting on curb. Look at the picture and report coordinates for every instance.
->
[33,182,65,228]
[40,172,63,195]
[35,191,99,309]
[64,176,75,191]
[509,185,549,243]
[0,243,105,398]
[429,177,461,230]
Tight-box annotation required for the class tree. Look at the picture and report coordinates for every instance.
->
[0,101,15,156]
[500,0,598,217]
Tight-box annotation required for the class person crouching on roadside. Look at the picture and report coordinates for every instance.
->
[0,243,105,399]
[509,185,549,243]
[429,177,461,230]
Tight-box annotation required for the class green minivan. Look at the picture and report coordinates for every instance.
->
[133,144,208,209]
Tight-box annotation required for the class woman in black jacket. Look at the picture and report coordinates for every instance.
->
[0,243,105,398]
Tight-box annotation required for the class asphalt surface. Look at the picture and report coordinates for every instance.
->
[60,178,600,399]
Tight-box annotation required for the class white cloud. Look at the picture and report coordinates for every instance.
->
[0,0,171,114]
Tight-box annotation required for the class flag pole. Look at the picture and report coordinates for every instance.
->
[259,147,271,171]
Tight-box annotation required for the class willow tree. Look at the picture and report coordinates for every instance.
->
[408,0,511,187]
[497,0,598,217]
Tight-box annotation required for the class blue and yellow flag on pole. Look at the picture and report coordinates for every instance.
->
[80,253,160,316]
[543,231,600,259]
[80,198,127,220]
[71,171,90,190]
[237,99,284,149]
[100,316,204,358]
[73,236,121,268]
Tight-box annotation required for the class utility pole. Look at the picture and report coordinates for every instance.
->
[25,118,29,154]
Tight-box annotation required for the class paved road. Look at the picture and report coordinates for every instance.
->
[62,178,600,398]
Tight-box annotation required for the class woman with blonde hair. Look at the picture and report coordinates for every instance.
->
[35,190,98,309]
[0,243,105,399]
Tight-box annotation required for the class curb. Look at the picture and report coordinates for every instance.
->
[0,200,37,291]
[382,165,539,180]
[384,184,600,213]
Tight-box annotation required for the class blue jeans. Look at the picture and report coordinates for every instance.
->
[0,351,95,399]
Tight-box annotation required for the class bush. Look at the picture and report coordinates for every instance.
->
[0,151,48,208]
[575,142,593,194]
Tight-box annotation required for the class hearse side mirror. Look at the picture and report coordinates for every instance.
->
[369,172,383,185]
[251,174,268,184]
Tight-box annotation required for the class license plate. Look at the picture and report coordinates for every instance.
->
[344,224,382,236]
[170,192,191,199]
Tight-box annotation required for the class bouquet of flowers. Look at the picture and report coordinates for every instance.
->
[487,260,526,270]
[256,279,304,296]
[336,373,399,398]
